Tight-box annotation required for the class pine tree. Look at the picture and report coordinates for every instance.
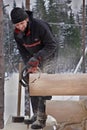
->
[63,8,81,48]
[33,0,47,20]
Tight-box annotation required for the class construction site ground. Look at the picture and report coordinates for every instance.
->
[1,100,87,130]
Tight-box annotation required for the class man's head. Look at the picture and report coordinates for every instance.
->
[10,7,29,32]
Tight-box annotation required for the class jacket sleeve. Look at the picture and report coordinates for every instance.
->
[14,34,31,64]
[34,22,57,60]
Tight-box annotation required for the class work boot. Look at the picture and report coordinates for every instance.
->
[24,114,37,124]
[31,113,47,129]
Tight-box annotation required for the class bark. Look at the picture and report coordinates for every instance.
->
[0,0,4,128]
[26,0,30,10]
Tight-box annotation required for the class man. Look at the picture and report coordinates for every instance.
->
[10,7,57,129]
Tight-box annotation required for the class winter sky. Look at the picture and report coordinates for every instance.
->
[3,0,87,15]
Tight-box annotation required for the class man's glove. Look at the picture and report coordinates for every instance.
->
[27,57,40,73]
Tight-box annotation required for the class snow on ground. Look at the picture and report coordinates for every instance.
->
[4,73,79,124]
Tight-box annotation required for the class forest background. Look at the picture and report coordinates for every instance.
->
[3,0,87,75]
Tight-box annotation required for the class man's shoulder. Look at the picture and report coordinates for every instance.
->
[33,18,44,25]
[33,18,51,30]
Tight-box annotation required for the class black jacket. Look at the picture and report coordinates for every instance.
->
[14,11,57,69]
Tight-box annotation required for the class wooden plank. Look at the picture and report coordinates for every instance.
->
[29,73,87,96]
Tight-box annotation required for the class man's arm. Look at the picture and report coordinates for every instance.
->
[34,21,57,60]
[17,43,31,64]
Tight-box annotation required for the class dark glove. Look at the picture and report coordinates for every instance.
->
[27,57,40,73]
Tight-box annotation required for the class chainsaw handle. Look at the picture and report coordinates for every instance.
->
[20,65,41,87]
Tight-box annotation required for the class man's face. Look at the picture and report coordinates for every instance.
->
[14,18,28,32]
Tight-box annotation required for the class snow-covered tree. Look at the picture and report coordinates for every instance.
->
[3,7,21,74]
[33,0,47,20]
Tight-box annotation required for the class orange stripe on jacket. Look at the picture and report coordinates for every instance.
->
[23,41,41,48]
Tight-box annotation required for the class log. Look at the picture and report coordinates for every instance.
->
[29,73,87,96]
[46,100,87,123]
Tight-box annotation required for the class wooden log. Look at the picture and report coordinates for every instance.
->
[46,100,87,123]
[29,73,87,96]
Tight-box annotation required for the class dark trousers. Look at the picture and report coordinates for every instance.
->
[31,96,52,114]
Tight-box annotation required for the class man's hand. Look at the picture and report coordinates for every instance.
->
[27,57,39,73]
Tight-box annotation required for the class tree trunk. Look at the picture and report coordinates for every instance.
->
[26,0,30,10]
[24,0,30,117]
[0,0,4,128]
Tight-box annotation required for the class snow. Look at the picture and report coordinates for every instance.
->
[4,73,79,124]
